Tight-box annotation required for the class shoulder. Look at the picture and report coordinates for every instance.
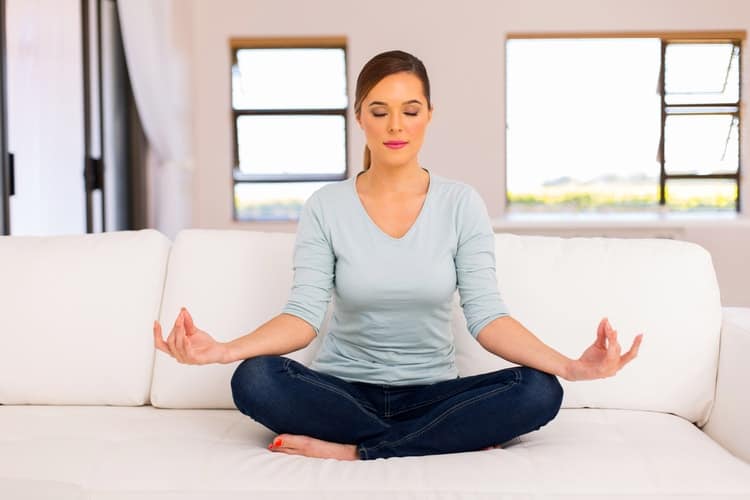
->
[430,173,482,206]
[303,177,352,212]
[317,176,352,198]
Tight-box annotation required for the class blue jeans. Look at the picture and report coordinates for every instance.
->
[230,355,563,460]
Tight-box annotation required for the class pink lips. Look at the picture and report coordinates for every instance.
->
[384,141,408,149]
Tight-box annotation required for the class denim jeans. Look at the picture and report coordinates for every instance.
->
[230,354,563,460]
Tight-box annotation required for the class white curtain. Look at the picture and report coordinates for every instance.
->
[117,0,194,240]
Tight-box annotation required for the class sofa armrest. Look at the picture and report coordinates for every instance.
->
[701,307,750,464]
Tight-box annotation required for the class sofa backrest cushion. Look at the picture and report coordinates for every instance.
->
[452,233,722,426]
[0,229,170,405]
[155,229,722,426]
[151,229,328,408]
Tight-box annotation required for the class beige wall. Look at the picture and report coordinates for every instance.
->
[188,0,750,306]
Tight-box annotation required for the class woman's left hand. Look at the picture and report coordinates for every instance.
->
[566,318,644,381]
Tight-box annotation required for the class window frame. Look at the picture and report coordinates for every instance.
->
[505,31,745,213]
[229,37,350,221]
[659,38,741,210]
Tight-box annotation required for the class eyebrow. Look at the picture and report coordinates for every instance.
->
[368,100,423,106]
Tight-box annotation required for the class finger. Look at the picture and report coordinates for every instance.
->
[619,333,644,367]
[153,321,172,355]
[182,307,196,335]
[604,319,613,344]
[173,309,183,330]
[600,328,621,377]
[605,318,614,334]
[175,312,187,362]
[178,312,194,360]
[606,328,621,361]
[167,316,182,362]
[596,318,608,349]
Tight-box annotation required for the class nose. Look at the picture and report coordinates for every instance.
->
[388,114,403,133]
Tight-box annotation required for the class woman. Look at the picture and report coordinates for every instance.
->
[153,50,644,461]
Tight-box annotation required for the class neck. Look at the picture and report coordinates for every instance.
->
[359,163,428,195]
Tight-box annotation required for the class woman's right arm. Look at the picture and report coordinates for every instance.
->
[155,193,332,365]
[154,308,316,365]
[221,313,316,363]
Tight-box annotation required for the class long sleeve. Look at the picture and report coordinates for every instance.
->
[300,172,503,385]
[455,187,510,339]
[281,192,334,336]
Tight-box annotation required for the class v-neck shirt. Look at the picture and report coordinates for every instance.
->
[353,170,432,240]
[281,169,510,386]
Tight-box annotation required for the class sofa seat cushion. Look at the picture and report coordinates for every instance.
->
[1,406,748,499]
[0,477,87,500]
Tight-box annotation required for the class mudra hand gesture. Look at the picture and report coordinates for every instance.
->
[153,307,227,365]
[567,318,644,381]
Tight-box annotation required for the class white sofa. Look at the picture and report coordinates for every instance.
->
[1,228,749,500]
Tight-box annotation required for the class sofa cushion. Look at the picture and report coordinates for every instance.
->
[453,234,722,426]
[0,229,170,405]
[0,405,748,499]
[151,229,329,408]
[155,229,721,422]
[0,477,87,500]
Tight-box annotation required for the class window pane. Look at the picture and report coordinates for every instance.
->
[506,175,660,212]
[665,179,737,211]
[232,48,347,110]
[665,114,738,174]
[237,115,346,175]
[234,181,331,221]
[665,43,739,104]
[506,38,661,212]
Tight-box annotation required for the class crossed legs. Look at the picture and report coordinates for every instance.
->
[230,355,563,460]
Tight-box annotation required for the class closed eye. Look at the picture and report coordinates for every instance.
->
[372,112,419,117]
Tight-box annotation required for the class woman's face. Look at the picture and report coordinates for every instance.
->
[356,71,433,168]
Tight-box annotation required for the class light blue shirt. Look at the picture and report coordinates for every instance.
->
[282,169,510,386]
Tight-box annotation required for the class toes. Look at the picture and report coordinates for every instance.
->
[269,434,306,450]
[268,435,297,454]
[268,434,286,449]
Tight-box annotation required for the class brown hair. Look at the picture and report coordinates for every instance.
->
[354,50,432,171]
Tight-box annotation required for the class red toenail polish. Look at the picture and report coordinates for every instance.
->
[274,439,282,447]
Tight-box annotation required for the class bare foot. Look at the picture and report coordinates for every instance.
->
[482,444,503,451]
[268,434,360,460]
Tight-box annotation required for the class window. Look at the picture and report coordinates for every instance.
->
[230,38,348,221]
[505,33,742,214]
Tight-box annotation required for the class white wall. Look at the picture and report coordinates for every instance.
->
[188,0,750,306]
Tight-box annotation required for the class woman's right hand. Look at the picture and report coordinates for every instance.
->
[153,307,228,365]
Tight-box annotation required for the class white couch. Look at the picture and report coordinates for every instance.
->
[1,228,749,500]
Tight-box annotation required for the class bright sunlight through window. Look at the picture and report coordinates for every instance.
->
[506,37,740,214]
[231,45,348,221]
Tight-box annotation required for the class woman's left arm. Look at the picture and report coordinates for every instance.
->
[476,316,644,382]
